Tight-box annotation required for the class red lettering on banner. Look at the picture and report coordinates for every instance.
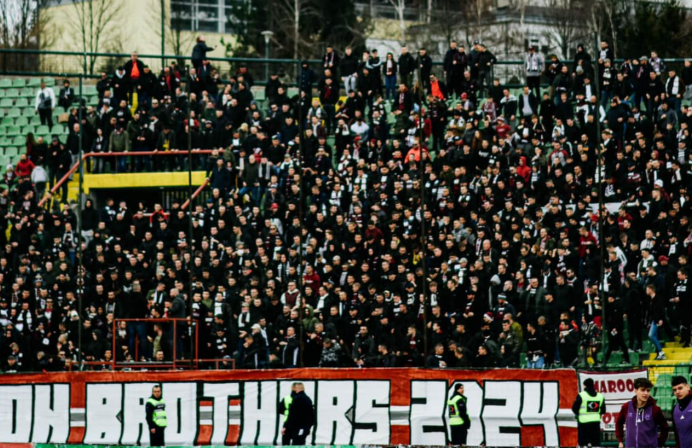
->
[608,381,617,393]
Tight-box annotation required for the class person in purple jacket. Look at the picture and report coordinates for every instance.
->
[673,375,692,448]
[615,378,669,448]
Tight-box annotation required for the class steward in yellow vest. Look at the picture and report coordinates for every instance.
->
[146,385,167,446]
[448,383,471,446]
[572,378,605,447]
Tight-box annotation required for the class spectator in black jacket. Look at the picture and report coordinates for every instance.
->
[191,36,215,71]
[647,284,667,360]
[417,48,433,90]
[604,293,630,365]
[398,46,415,88]
[282,382,315,445]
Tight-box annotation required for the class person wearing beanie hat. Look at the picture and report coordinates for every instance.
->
[572,377,605,447]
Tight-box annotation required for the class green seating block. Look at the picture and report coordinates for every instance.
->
[4,88,18,98]
[22,107,33,117]
[4,147,18,157]
[7,109,20,118]
[608,352,622,365]
[11,79,25,88]
[6,126,20,136]
[14,98,28,108]
[19,88,33,98]
[0,98,13,108]
[84,85,97,95]
[36,125,49,135]
[42,77,55,87]
[0,79,11,88]
[11,154,22,165]
[0,138,12,147]
[22,126,35,136]
[10,137,23,147]
[26,78,41,87]
[14,117,28,127]
[1,117,13,126]
[57,126,69,135]
[657,373,672,387]
[29,116,41,126]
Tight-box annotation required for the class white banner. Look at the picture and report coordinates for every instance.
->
[577,369,648,431]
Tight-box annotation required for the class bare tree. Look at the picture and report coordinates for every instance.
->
[273,0,316,59]
[387,0,407,45]
[70,0,124,74]
[0,0,55,71]
[148,0,195,66]
[547,0,584,59]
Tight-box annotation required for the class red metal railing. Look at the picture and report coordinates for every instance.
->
[111,318,198,371]
[38,150,216,208]
[182,177,210,210]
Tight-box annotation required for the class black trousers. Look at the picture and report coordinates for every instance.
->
[450,425,468,445]
[286,426,310,445]
[527,76,541,98]
[149,426,165,446]
[577,421,601,447]
[605,330,629,363]
[38,108,53,129]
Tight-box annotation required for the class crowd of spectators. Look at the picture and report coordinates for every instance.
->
[2,36,692,373]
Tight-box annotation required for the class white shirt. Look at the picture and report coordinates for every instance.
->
[35,87,56,110]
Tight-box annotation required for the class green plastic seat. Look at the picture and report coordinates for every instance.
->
[7,109,20,118]
[657,373,672,387]
[26,78,41,87]
[11,79,25,88]
[14,117,28,127]
[6,126,20,136]
[84,85,97,95]
[0,98,13,108]
[5,147,18,157]
[4,88,18,98]
[19,88,33,98]
[29,116,41,126]
[0,138,12,147]
[0,79,12,88]
[1,117,13,127]
[14,98,28,108]
[42,77,55,87]
[36,125,49,135]
[22,107,33,117]
[57,125,69,135]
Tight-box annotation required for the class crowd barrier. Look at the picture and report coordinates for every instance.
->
[0,367,657,446]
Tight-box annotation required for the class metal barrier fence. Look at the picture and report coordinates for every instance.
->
[2,47,691,87]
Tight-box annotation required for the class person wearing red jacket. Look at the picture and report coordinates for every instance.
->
[14,154,35,178]
[578,226,598,259]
